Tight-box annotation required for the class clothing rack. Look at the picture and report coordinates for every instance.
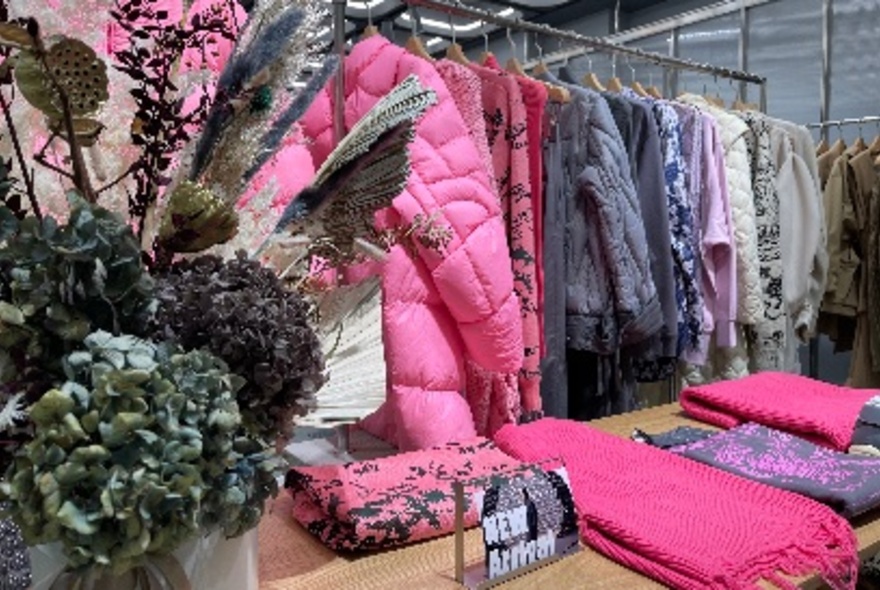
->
[325,0,768,406]
[402,0,768,112]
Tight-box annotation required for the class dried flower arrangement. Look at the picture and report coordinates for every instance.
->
[0,0,439,585]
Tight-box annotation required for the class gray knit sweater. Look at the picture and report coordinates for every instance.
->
[537,71,662,354]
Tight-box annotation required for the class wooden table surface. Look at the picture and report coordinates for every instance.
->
[258,404,880,589]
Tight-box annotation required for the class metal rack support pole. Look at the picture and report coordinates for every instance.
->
[738,1,750,104]
[332,0,347,144]
[808,0,833,380]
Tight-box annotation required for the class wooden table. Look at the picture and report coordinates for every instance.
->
[258,404,880,589]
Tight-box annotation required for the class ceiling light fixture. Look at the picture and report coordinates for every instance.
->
[324,0,387,8]
[399,7,516,32]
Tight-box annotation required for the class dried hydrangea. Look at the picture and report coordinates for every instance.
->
[1,330,280,575]
[0,196,155,398]
[150,252,325,442]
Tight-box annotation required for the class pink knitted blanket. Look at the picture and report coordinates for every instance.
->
[493,418,858,590]
[285,438,521,551]
[680,372,876,450]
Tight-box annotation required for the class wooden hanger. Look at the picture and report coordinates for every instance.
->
[578,54,605,91]
[606,76,623,92]
[446,42,469,65]
[443,15,469,65]
[624,59,649,97]
[704,90,725,108]
[631,80,650,98]
[529,62,571,104]
[532,61,550,76]
[583,71,606,92]
[528,37,571,103]
[506,56,527,77]
[503,46,565,104]
[361,5,379,40]
[405,35,434,62]
[606,55,626,93]
[846,134,867,155]
[503,27,526,74]
[815,138,829,156]
[405,7,433,62]
[476,22,493,65]
[647,85,663,99]
[361,23,379,39]
[869,131,880,155]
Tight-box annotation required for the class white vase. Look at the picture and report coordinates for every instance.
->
[28,528,258,590]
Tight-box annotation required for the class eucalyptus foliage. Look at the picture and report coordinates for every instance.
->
[1,330,281,575]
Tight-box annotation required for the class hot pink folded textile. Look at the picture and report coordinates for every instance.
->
[493,418,858,590]
[285,438,521,551]
[680,372,877,451]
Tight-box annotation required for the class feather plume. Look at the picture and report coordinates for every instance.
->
[215,6,305,95]
[264,75,438,264]
[241,55,338,184]
[189,0,334,205]
[312,75,437,188]
[189,6,306,180]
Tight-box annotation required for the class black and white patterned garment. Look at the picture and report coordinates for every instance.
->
[0,513,30,590]
[623,90,703,382]
[740,113,787,371]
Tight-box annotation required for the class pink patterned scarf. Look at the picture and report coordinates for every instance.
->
[681,372,876,450]
[285,438,521,551]
[493,418,858,590]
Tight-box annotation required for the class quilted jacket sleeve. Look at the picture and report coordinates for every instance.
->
[718,122,763,326]
[299,37,523,373]
[576,97,662,348]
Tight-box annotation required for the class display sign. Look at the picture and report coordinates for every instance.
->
[452,463,580,589]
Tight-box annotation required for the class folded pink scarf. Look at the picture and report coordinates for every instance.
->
[285,438,521,551]
[680,372,876,450]
[493,418,858,590]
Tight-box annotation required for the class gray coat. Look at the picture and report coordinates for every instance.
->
[537,71,662,355]
[559,67,677,361]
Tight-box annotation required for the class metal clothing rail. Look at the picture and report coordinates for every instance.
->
[403,0,767,100]
[806,116,880,129]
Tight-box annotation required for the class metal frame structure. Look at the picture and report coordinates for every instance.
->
[400,0,767,112]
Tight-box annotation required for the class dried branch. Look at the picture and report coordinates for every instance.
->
[33,131,74,179]
[97,162,136,195]
[111,0,240,238]
[0,89,40,219]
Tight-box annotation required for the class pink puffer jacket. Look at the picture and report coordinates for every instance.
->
[300,36,524,451]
